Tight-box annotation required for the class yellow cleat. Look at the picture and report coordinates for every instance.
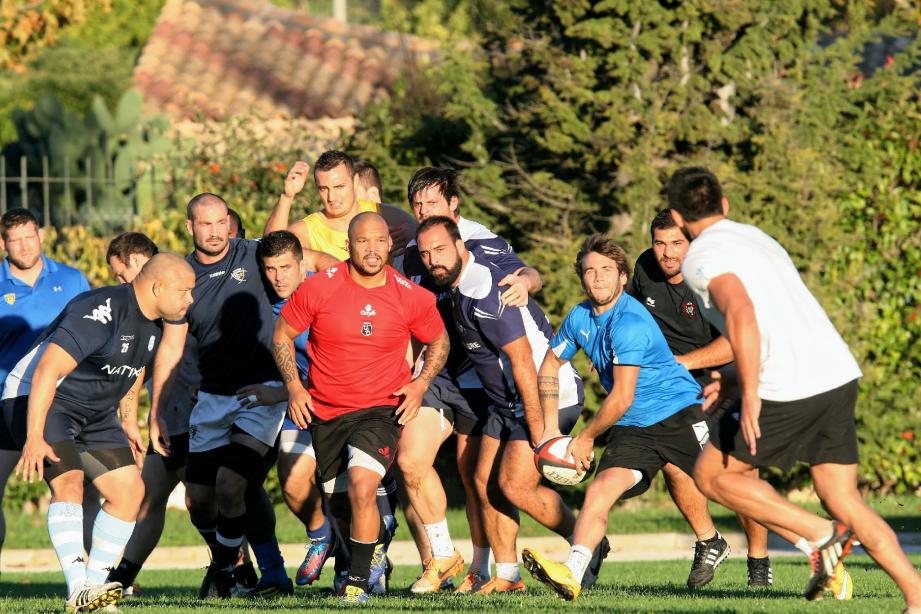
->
[471,576,525,594]
[410,549,465,594]
[454,570,489,594]
[827,560,854,600]
[521,548,581,601]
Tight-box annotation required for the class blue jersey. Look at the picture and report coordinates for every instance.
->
[451,254,582,412]
[0,255,90,395]
[550,293,701,427]
[272,290,310,380]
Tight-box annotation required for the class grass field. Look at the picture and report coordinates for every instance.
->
[5,493,919,549]
[0,555,916,613]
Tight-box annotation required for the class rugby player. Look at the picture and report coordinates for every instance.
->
[151,194,334,598]
[667,167,921,609]
[415,217,600,595]
[0,208,90,564]
[521,234,724,601]
[3,253,194,612]
[398,168,543,593]
[273,212,449,605]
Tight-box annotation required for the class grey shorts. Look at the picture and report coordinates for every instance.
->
[188,384,287,453]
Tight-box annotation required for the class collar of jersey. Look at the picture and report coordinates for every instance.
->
[1,254,57,286]
[455,252,492,300]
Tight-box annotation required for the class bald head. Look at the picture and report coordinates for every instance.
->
[137,253,193,282]
[348,212,391,278]
[348,211,388,241]
[134,253,196,321]
[186,193,228,221]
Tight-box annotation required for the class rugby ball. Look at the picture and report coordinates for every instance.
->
[534,436,595,486]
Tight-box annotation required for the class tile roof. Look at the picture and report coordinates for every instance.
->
[133,0,440,121]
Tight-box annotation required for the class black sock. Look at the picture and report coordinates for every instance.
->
[107,558,143,586]
[196,526,220,561]
[748,556,770,563]
[347,539,375,592]
[215,513,246,572]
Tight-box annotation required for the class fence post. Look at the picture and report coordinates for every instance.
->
[19,156,27,212]
[63,157,71,226]
[1,155,6,215]
[85,157,92,211]
[42,156,50,227]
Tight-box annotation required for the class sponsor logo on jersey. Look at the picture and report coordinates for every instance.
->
[148,335,156,351]
[683,300,697,320]
[4,293,14,305]
[393,274,412,289]
[472,307,498,320]
[230,267,247,284]
[645,297,656,308]
[83,298,113,324]
[209,270,225,278]
[464,341,481,350]
[360,303,376,317]
[611,348,619,365]
[361,322,372,336]
[377,446,391,459]
[101,364,144,378]
[326,267,337,278]
[53,286,62,292]
[579,329,590,341]
[120,335,134,342]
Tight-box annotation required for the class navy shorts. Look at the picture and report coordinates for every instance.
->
[422,376,491,436]
[483,404,582,442]
[1,396,129,452]
[146,431,191,473]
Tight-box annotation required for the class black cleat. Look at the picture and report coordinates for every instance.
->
[234,561,259,588]
[687,533,730,589]
[581,536,611,589]
[747,556,773,587]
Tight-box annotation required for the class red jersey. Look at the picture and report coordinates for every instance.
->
[280,263,445,420]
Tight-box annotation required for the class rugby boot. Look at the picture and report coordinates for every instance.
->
[471,576,526,594]
[522,548,581,601]
[805,522,856,601]
[410,549,464,594]
[581,536,611,589]
[747,556,773,587]
[65,581,122,612]
[687,532,730,589]
[454,570,489,594]
[296,534,336,586]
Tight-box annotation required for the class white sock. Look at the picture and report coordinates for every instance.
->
[495,562,520,582]
[423,519,454,559]
[470,546,491,578]
[48,502,87,595]
[794,537,813,557]
[808,527,833,550]
[564,544,593,583]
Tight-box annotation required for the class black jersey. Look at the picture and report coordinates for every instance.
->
[2,284,162,417]
[628,248,723,373]
[184,238,279,394]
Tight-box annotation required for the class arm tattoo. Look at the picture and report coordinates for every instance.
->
[416,331,449,387]
[273,341,298,384]
[537,375,559,401]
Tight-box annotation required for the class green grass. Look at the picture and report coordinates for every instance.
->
[5,494,919,549]
[0,555,915,612]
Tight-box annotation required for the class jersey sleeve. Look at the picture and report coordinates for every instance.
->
[549,307,581,362]
[682,244,734,302]
[471,238,526,275]
[48,305,113,364]
[479,293,528,349]
[406,285,445,344]
[608,312,652,366]
[279,279,316,334]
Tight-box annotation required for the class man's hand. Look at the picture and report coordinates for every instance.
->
[284,161,310,199]
[16,437,59,483]
[123,421,145,468]
[740,394,762,456]
[388,222,413,260]
[699,367,739,413]
[236,383,287,409]
[288,384,315,429]
[565,432,595,476]
[149,414,171,457]
[498,273,531,307]
[535,427,563,450]
[393,379,426,425]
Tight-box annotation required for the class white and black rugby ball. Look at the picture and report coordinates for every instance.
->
[534,436,595,486]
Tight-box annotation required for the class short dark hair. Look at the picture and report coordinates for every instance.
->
[666,167,723,222]
[107,232,158,264]
[186,192,228,220]
[314,150,354,181]
[416,215,462,244]
[574,234,631,279]
[650,208,677,240]
[407,167,461,210]
[228,208,245,239]
[0,208,39,240]
[353,160,382,192]
[257,230,303,262]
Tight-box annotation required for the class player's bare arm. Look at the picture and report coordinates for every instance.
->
[708,273,762,455]
[537,348,565,444]
[273,315,315,429]
[394,329,449,425]
[264,161,310,240]
[503,334,544,447]
[675,335,733,371]
[119,369,146,467]
[567,364,639,475]
[498,265,542,308]
[149,321,188,457]
[16,343,76,482]
[302,248,339,272]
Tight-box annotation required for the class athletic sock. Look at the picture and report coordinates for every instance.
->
[794,537,813,556]
[86,511,135,586]
[423,519,454,559]
[564,544,593,583]
[307,515,333,544]
[495,561,520,582]
[48,502,87,595]
[251,537,287,583]
[808,526,834,550]
[215,513,245,572]
[197,526,220,561]
[376,480,398,539]
[470,546,491,578]
[348,538,375,592]
[107,558,142,586]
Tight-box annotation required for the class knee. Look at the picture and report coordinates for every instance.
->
[216,469,248,506]
[397,453,424,487]
[50,473,85,501]
[348,477,380,509]
[692,463,718,500]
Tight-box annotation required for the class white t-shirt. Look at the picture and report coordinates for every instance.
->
[682,218,861,402]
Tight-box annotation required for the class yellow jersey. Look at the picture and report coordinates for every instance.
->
[302,199,380,260]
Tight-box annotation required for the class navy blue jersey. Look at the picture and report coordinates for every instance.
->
[184,239,278,394]
[2,284,161,417]
[451,254,582,412]
[402,217,527,386]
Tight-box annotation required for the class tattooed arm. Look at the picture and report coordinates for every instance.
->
[119,369,145,466]
[273,315,314,428]
[537,348,565,444]
[394,329,449,425]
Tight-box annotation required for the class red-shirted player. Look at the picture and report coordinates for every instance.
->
[272,212,449,605]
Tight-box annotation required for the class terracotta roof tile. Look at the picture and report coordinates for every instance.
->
[134,0,438,120]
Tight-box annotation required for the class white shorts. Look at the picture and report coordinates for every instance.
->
[188,383,286,453]
[279,428,315,457]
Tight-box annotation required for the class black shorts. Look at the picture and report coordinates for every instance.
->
[312,406,400,494]
[185,426,278,487]
[0,396,28,451]
[422,376,490,436]
[483,404,582,442]
[597,404,711,500]
[710,379,860,471]
[147,431,191,473]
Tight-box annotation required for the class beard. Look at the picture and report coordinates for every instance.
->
[584,282,621,309]
[428,258,462,290]
[195,237,227,258]
[351,253,386,277]
[7,252,40,271]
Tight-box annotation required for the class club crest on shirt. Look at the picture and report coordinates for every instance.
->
[4,293,14,305]
[230,267,247,284]
[326,267,337,278]
[645,297,655,308]
[361,322,372,336]
[682,300,697,320]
